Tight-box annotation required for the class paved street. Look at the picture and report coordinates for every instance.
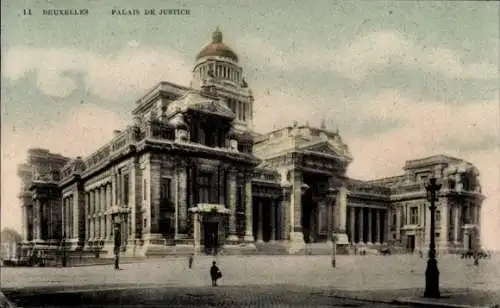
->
[2,254,500,307]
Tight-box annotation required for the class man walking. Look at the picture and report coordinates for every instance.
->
[188,253,194,269]
[114,224,121,270]
[210,261,222,286]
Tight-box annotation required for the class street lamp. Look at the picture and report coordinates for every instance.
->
[327,187,337,268]
[424,177,442,298]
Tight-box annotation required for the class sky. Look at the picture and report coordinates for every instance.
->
[1,1,499,249]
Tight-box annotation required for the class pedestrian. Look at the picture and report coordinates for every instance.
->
[210,261,222,286]
[114,224,121,270]
[188,253,194,269]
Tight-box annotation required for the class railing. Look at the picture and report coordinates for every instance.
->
[391,183,424,194]
[347,181,391,196]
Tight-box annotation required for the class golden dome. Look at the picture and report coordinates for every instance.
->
[196,27,238,62]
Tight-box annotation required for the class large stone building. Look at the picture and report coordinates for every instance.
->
[17,28,485,258]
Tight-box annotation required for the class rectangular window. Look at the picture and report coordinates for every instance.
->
[410,206,419,225]
[160,178,172,206]
[198,172,212,204]
[143,179,147,201]
[123,174,130,205]
[436,210,441,225]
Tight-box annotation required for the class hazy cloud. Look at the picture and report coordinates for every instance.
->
[3,46,192,101]
[237,31,499,80]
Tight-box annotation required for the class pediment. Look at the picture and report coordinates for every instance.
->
[299,140,352,161]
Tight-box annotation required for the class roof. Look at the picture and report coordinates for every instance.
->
[196,27,238,62]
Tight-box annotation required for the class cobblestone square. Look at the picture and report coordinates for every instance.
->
[2,254,500,307]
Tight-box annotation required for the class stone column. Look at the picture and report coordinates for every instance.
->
[453,204,459,243]
[102,186,107,240]
[90,191,95,240]
[383,210,390,244]
[281,186,291,241]
[335,185,347,233]
[290,169,304,243]
[36,199,43,241]
[106,184,112,240]
[193,212,200,254]
[367,208,373,244]
[440,199,449,252]
[177,164,188,236]
[243,174,254,242]
[100,187,105,240]
[349,207,355,243]
[256,200,264,242]
[21,205,28,241]
[375,209,381,244]
[357,208,364,244]
[395,207,401,242]
[226,169,238,242]
[270,199,276,242]
[476,204,482,248]
[84,192,89,242]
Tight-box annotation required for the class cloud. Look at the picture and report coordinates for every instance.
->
[1,103,127,233]
[237,31,499,80]
[3,45,192,101]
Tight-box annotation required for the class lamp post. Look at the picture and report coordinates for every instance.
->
[424,177,442,298]
[327,187,337,268]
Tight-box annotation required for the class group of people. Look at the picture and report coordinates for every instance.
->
[113,226,222,286]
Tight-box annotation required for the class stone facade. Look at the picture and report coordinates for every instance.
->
[17,28,485,257]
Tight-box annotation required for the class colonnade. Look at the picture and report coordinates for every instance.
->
[85,183,113,243]
[225,172,254,242]
[348,206,389,244]
[253,198,281,242]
